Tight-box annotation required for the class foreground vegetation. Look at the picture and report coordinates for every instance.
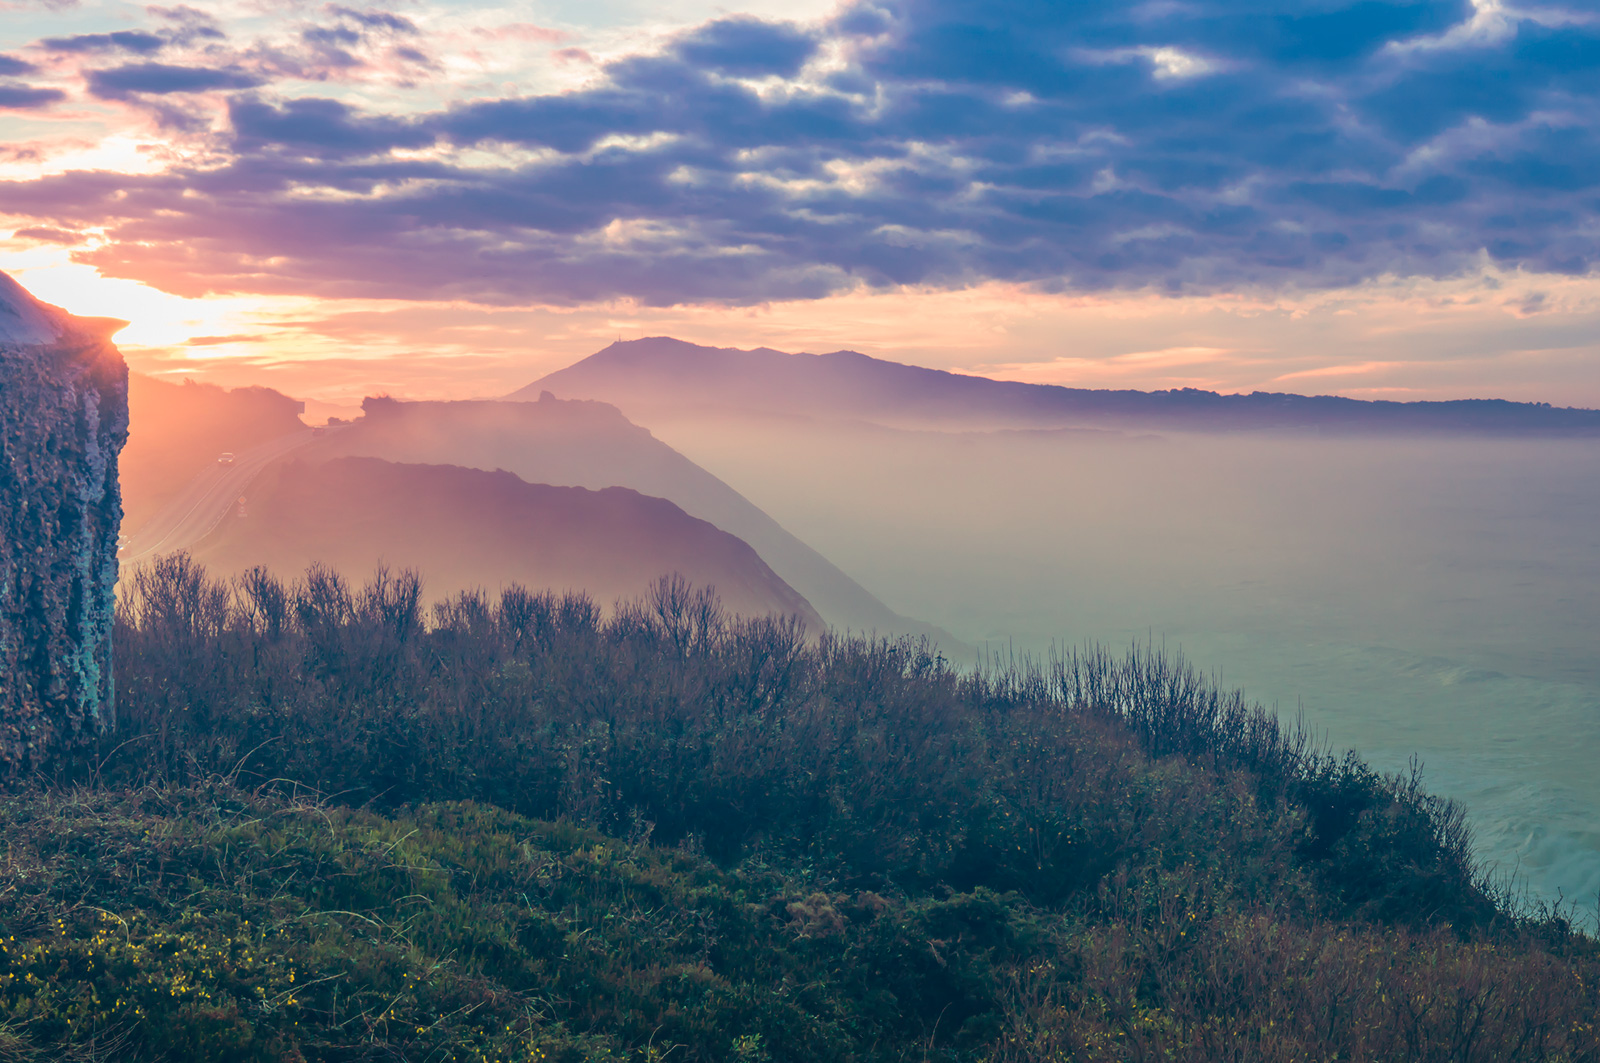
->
[1,556,1595,1061]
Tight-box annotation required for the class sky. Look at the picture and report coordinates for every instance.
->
[3,0,1600,405]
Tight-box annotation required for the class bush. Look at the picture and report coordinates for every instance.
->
[1,556,1589,1060]
[97,558,1492,927]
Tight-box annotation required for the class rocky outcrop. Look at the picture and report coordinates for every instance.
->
[0,271,129,780]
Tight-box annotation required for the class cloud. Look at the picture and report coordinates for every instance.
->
[281,4,433,79]
[41,30,168,55]
[185,333,262,345]
[7,0,1600,308]
[0,83,65,109]
[0,55,38,76]
[673,17,818,78]
[11,226,84,243]
[229,95,436,156]
[146,5,227,44]
[476,23,567,45]
[225,4,435,84]
[86,63,264,100]
[1273,360,1404,382]
[322,5,419,35]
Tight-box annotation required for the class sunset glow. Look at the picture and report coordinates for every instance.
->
[3,0,1598,405]
[6,259,1594,405]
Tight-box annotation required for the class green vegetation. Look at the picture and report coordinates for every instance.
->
[2,556,1596,1061]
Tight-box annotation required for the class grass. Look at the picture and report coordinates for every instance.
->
[0,556,1594,1061]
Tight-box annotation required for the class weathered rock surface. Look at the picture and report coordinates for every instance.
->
[0,271,129,780]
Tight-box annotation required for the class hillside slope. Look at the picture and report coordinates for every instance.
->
[10,585,1595,1061]
[518,336,1600,435]
[188,456,823,627]
[305,394,955,644]
[122,375,307,530]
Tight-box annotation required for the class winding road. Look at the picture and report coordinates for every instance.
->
[119,428,322,566]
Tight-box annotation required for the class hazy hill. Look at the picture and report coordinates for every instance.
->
[122,374,307,529]
[305,394,955,644]
[189,456,823,627]
[517,337,1600,435]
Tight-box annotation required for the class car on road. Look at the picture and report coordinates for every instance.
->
[217,452,235,465]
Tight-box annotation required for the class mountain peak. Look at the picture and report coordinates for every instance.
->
[579,336,798,368]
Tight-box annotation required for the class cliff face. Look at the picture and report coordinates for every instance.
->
[0,272,129,780]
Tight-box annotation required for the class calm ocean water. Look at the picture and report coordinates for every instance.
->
[668,424,1600,914]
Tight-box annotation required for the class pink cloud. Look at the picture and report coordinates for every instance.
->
[475,22,567,45]
[1273,361,1402,383]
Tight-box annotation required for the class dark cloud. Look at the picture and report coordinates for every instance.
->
[299,5,419,53]
[0,55,38,76]
[229,96,436,157]
[272,5,433,79]
[39,14,222,56]
[0,83,65,109]
[41,30,167,54]
[12,226,84,243]
[146,5,228,44]
[10,0,1600,306]
[674,17,817,78]
[148,5,218,22]
[302,26,366,49]
[323,5,419,35]
[86,63,263,99]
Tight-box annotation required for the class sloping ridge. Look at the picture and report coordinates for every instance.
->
[307,395,955,644]
[517,336,1600,435]
[122,374,308,531]
[191,456,824,629]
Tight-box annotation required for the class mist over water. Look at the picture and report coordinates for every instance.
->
[653,419,1600,912]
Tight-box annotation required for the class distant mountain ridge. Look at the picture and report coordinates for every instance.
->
[516,337,1600,435]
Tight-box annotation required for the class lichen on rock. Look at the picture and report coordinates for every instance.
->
[0,271,129,780]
